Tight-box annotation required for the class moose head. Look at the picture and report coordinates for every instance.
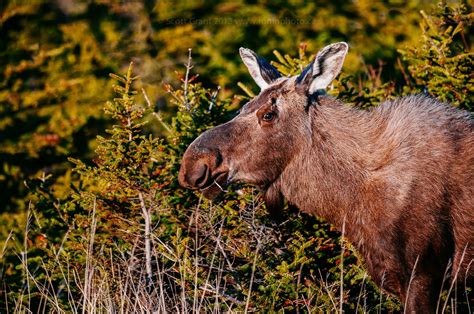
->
[178,42,348,210]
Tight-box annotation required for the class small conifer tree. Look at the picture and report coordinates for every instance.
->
[400,1,473,109]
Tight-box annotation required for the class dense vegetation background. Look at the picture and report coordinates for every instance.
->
[0,0,472,312]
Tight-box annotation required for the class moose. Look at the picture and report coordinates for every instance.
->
[178,42,473,312]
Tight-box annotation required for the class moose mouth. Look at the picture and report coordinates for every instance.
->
[199,171,229,199]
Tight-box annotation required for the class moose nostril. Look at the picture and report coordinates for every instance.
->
[193,164,210,188]
[179,145,223,189]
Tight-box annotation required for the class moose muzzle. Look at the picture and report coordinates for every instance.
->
[178,132,230,199]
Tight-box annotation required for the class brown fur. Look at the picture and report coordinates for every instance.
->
[179,45,473,312]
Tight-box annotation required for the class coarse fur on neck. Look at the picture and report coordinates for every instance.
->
[273,96,371,223]
[272,94,461,249]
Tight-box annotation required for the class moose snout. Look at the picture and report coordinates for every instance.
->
[178,145,223,190]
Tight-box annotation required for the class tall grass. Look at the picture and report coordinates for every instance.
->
[1,192,471,313]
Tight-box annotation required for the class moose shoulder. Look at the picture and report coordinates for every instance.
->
[178,42,474,312]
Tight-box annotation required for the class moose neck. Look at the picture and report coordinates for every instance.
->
[279,96,382,233]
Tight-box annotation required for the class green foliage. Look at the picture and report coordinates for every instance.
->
[1,0,473,312]
[400,1,473,109]
[0,0,433,217]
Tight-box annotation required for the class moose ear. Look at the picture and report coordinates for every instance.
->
[239,47,281,90]
[296,42,348,95]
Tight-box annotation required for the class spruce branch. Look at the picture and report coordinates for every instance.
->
[184,48,194,111]
[141,88,171,133]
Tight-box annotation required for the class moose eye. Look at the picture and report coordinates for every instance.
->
[262,111,276,122]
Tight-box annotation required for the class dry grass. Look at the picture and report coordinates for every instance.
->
[1,193,471,313]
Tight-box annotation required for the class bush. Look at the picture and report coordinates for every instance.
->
[399,1,473,109]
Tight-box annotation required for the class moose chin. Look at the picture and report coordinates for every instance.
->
[178,42,474,313]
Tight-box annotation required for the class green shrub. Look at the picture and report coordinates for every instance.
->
[399,1,473,109]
